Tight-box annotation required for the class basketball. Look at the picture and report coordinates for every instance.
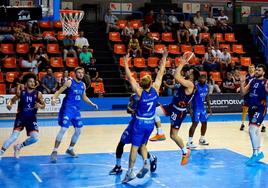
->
[183,51,196,64]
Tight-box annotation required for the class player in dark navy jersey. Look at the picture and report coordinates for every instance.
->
[240,65,266,132]
[187,74,212,149]
[153,52,197,166]
[240,64,268,165]
[50,67,98,163]
[122,50,167,183]
[109,93,157,175]
[0,73,45,160]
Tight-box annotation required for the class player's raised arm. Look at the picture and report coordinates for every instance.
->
[174,53,194,91]
[240,75,250,96]
[82,84,98,110]
[35,92,46,109]
[153,48,168,92]
[51,79,72,105]
[124,53,142,96]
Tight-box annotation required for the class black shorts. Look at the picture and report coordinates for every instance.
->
[14,115,38,136]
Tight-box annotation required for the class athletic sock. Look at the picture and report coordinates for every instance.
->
[182,147,188,155]
[157,128,163,135]
[53,148,58,152]
[253,149,259,156]
[200,136,205,140]
[116,158,121,167]
[127,168,133,174]
[188,137,193,143]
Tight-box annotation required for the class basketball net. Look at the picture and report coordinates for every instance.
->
[60,10,84,36]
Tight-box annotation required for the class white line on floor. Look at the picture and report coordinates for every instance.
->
[32,171,42,183]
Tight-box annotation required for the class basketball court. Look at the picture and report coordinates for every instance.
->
[1,112,268,188]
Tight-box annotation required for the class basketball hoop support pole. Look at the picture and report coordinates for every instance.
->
[53,0,60,21]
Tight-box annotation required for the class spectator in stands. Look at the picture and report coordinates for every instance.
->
[208,75,221,94]
[188,23,199,44]
[219,47,231,69]
[217,10,231,32]
[75,31,89,52]
[87,59,102,82]
[122,22,135,42]
[168,10,180,32]
[144,10,156,31]
[206,12,217,32]
[233,69,241,92]
[222,72,236,93]
[193,11,209,32]
[31,22,42,41]
[104,8,119,34]
[142,33,154,56]
[41,67,58,94]
[83,71,94,97]
[128,34,142,57]
[12,22,31,43]
[227,60,236,72]
[203,47,219,72]
[58,70,71,88]
[35,46,49,72]
[177,21,190,44]
[156,9,169,32]
[162,68,175,96]
[63,35,77,61]
[9,72,23,94]
[137,23,150,39]
[21,47,39,74]
[79,45,93,69]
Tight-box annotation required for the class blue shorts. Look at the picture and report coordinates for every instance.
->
[192,110,208,123]
[248,105,267,126]
[58,107,83,128]
[131,118,154,147]
[14,114,38,136]
[120,118,135,144]
[162,104,187,129]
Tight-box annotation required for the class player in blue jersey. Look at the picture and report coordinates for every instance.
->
[0,73,45,160]
[122,50,167,183]
[50,67,98,163]
[240,65,266,132]
[109,93,157,175]
[153,52,197,166]
[187,74,212,149]
[240,64,268,165]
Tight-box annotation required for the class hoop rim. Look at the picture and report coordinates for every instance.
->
[60,9,84,14]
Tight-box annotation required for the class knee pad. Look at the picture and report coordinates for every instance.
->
[10,131,20,142]
[29,132,39,143]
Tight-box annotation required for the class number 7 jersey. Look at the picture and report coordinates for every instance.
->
[136,87,159,119]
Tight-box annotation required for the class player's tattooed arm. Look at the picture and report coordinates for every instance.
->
[35,92,46,109]
[7,95,19,111]
[174,54,194,95]
[240,75,250,96]
[51,80,72,105]
[124,53,143,96]
[153,48,168,92]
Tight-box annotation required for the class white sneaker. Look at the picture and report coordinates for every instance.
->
[186,142,197,149]
[136,162,150,179]
[199,139,209,146]
[122,170,136,184]
[13,144,21,159]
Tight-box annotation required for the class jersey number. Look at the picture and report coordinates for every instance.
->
[146,102,153,112]
[75,95,81,100]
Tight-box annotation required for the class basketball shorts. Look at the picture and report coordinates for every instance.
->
[192,110,208,123]
[58,107,83,128]
[14,114,38,136]
[120,118,135,144]
[248,105,267,126]
[131,118,154,147]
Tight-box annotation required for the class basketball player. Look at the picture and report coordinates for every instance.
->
[50,67,98,163]
[109,93,157,175]
[0,73,45,160]
[240,64,268,165]
[240,65,266,132]
[187,74,212,149]
[122,50,167,183]
[153,53,197,166]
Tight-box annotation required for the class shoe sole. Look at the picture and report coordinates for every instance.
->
[149,138,166,142]
[109,170,123,175]
[137,168,149,178]
[65,152,78,158]
[199,143,209,146]
[122,176,136,184]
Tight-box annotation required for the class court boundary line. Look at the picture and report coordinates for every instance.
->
[32,171,43,183]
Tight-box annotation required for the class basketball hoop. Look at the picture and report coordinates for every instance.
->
[60,9,84,36]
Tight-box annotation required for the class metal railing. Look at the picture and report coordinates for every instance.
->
[253,24,268,64]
